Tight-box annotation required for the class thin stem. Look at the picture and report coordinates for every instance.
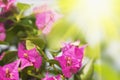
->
[27,70,41,79]
[37,47,48,61]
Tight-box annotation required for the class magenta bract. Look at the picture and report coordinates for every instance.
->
[34,4,61,34]
[0,0,15,13]
[0,59,20,80]
[0,23,6,41]
[55,41,85,78]
[18,42,42,70]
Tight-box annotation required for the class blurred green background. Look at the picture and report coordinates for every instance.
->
[47,0,120,80]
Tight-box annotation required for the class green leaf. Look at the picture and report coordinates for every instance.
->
[26,36,45,49]
[80,59,94,80]
[0,41,9,45]
[6,29,20,45]
[16,3,31,21]
[17,2,30,11]
[37,47,48,61]
[38,59,46,73]
[47,59,60,67]
[19,15,36,28]
[0,51,18,65]
[74,59,94,80]
[20,66,35,80]
[0,17,6,22]
[26,40,35,50]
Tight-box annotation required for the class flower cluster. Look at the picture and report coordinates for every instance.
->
[0,0,86,80]
[33,4,62,35]
[0,41,85,80]
[0,0,15,15]
[0,60,20,80]
[0,42,42,80]
[55,41,85,78]
[18,42,42,70]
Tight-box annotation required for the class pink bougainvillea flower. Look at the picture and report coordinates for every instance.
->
[0,23,6,41]
[33,4,62,34]
[55,41,86,78]
[0,0,15,12]
[18,42,42,70]
[0,59,20,80]
[42,74,61,80]
[62,41,86,60]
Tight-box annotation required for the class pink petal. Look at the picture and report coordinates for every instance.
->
[3,59,20,72]
[0,66,5,79]
[33,55,42,68]
[35,13,46,29]
[33,4,50,15]
[75,46,84,59]
[11,70,19,80]
[62,68,71,78]
[34,4,62,35]
[55,56,66,69]
[27,48,42,68]
[18,42,26,58]
[0,23,6,41]
[0,0,16,11]
[0,1,6,8]
[20,58,32,70]
[1,59,20,80]
[6,0,16,10]
[27,48,38,57]
[42,20,53,34]
[0,23,5,32]
[0,32,6,41]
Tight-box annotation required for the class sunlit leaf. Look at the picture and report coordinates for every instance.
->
[26,36,45,49]
[26,40,35,50]
[17,2,30,12]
